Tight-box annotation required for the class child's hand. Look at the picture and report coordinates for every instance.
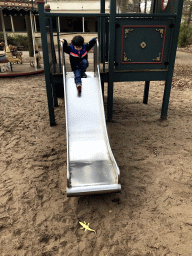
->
[60,39,65,43]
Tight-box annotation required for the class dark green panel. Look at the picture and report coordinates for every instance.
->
[115,18,175,71]
[122,26,166,63]
[113,70,168,82]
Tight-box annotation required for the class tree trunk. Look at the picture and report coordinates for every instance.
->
[25,14,34,57]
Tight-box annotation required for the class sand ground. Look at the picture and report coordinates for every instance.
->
[1,49,192,256]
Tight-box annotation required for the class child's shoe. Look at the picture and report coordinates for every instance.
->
[81,72,87,78]
[76,83,81,93]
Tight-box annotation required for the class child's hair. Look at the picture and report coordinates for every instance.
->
[72,35,84,47]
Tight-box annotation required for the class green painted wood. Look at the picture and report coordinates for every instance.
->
[116,13,177,17]
[46,13,109,17]
[107,0,116,121]
[45,12,176,18]
[143,81,150,104]
[49,17,56,74]
[113,70,168,82]
[38,0,183,123]
[100,0,105,64]
[56,17,62,73]
[45,7,58,108]
[115,18,174,71]
[38,2,56,126]
[161,0,184,119]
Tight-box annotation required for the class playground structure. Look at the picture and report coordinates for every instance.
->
[37,0,183,126]
[37,0,183,196]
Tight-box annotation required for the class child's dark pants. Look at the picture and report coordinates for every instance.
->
[74,59,88,85]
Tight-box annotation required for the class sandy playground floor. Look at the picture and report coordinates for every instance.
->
[1,49,192,256]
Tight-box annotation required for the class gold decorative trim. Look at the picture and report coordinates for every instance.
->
[0,1,37,9]
[124,29,133,38]
[153,53,161,62]
[140,42,147,49]
[155,29,164,38]
[123,53,131,62]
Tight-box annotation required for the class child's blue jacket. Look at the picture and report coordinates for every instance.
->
[63,37,97,71]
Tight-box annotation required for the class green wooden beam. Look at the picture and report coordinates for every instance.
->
[107,0,116,121]
[161,0,184,119]
[45,13,109,17]
[38,2,56,126]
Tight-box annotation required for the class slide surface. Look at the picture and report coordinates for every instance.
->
[62,43,121,196]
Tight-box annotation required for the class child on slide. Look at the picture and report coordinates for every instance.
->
[61,35,97,92]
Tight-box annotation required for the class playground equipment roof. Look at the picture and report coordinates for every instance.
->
[0,0,38,14]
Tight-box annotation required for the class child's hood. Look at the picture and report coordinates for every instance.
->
[70,44,87,53]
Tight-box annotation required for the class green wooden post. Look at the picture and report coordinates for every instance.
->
[45,4,59,108]
[143,81,150,104]
[49,17,56,73]
[45,5,58,107]
[100,0,105,63]
[161,0,184,119]
[38,1,56,126]
[107,0,116,121]
[100,0,105,95]
[56,17,62,73]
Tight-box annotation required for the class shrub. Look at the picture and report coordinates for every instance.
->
[0,33,29,50]
[178,21,192,47]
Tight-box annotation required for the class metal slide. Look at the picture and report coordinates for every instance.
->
[61,41,121,196]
